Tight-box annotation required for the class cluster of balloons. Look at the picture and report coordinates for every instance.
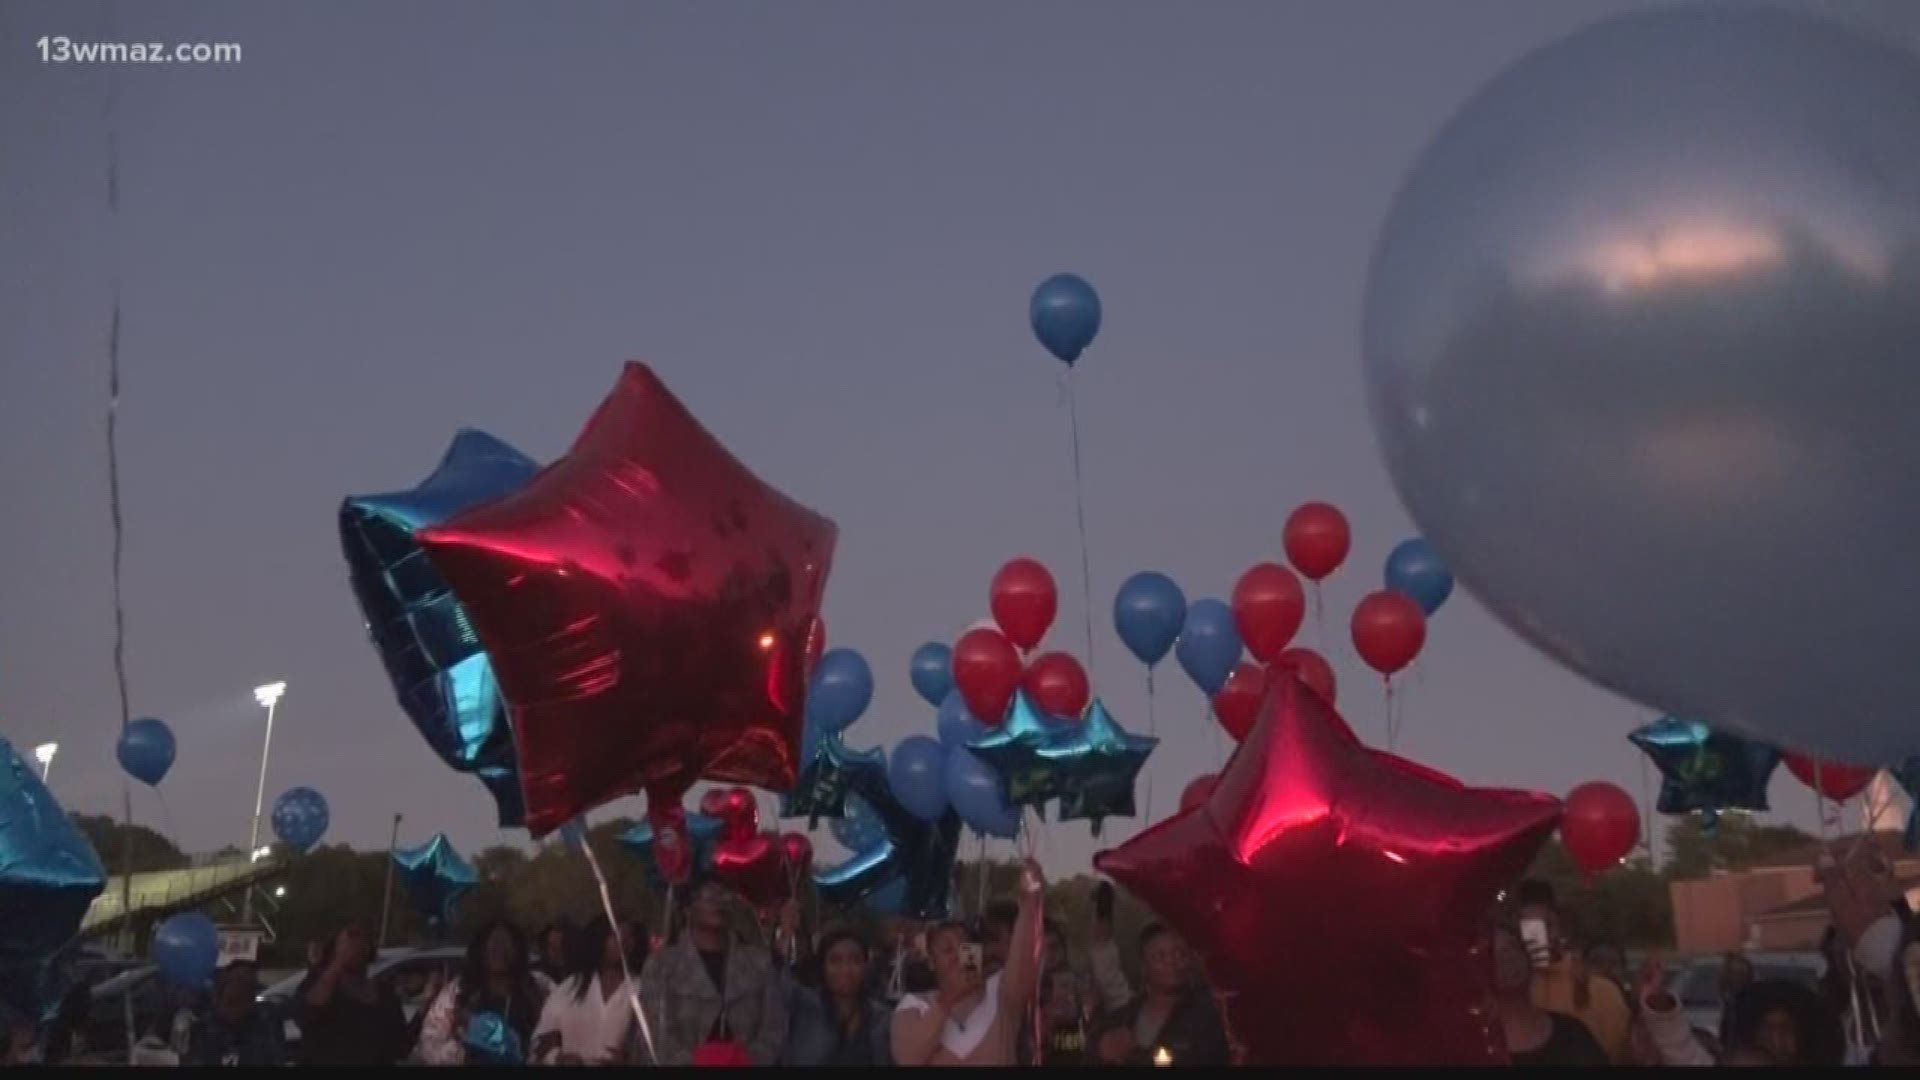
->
[1115,504,1453,745]
[341,364,840,839]
[698,787,814,913]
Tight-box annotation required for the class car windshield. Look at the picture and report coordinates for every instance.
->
[1673,958,1819,1007]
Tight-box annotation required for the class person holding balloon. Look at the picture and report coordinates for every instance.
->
[182,961,286,1067]
[296,923,413,1066]
[891,860,1046,1066]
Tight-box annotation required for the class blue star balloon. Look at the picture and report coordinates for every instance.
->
[813,767,961,920]
[965,691,1074,809]
[463,1011,525,1065]
[0,737,106,1020]
[784,734,887,827]
[339,429,538,827]
[1629,717,1780,826]
[269,787,330,853]
[1047,700,1158,836]
[617,813,723,889]
[392,833,478,925]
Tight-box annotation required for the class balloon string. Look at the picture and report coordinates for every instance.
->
[1637,749,1654,854]
[101,5,137,969]
[1140,667,1157,824]
[975,834,989,918]
[580,839,658,1065]
[1383,677,1396,751]
[1063,371,1097,681]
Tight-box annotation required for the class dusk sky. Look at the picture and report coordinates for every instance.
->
[5,0,1916,872]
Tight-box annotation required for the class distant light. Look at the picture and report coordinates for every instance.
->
[273,886,286,898]
[757,632,776,650]
[250,845,273,862]
[32,742,58,766]
[253,681,287,708]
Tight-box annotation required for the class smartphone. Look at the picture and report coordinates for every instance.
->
[1519,918,1552,968]
[959,942,983,976]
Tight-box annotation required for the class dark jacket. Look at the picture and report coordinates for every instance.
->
[779,984,891,1067]
[184,1009,286,1067]
[1095,987,1231,1067]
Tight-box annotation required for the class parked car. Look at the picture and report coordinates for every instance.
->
[1666,951,1825,1039]
[257,946,465,1062]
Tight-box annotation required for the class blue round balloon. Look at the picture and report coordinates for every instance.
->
[909,642,954,709]
[1384,538,1454,616]
[151,911,217,988]
[1113,572,1187,667]
[808,649,874,735]
[830,793,887,851]
[888,736,951,823]
[116,718,176,787]
[270,787,330,852]
[1175,599,1241,696]
[1030,273,1103,366]
[945,747,1021,839]
[935,690,989,748]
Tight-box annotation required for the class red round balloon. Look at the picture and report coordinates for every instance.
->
[780,831,814,874]
[1351,591,1427,676]
[1022,651,1090,721]
[697,788,730,818]
[1097,678,1561,1065]
[1283,502,1351,582]
[1180,773,1219,812]
[1783,752,1877,803]
[1560,782,1641,875]
[1275,647,1337,706]
[990,558,1058,652]
[420,363,838,837]
[953,627,1023,726]
[1232,563,1306,662]
[1212,662,1269,742]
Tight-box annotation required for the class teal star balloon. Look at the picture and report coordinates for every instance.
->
[966,691,1074,808]
[1629,717,1778,833]
[1050,699,1157,835]
[392,833,478,925]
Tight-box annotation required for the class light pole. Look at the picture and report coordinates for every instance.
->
[244,681,287,923]
[32,742,58,783]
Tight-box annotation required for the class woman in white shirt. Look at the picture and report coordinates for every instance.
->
[531,916,650,1065]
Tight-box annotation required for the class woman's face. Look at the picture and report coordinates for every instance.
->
[824,939,869,1000]
[929,925,979,995]
[485,926,517,974]
[600,930,624,969]
[543,929,567,967]
[1756,1007,1799,1064]
[1143,934,1190,995]
[1491,927,1532,994]
[336,926,372,973]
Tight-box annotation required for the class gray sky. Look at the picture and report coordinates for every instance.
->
[4,0,1916,872]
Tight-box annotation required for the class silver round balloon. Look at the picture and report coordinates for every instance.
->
[1363,7,1920,766]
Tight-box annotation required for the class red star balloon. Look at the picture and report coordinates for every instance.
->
[1095,676,1560,1066]
[420,363,837,836]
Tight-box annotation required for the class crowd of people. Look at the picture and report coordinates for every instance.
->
[9,850,1919,1067]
